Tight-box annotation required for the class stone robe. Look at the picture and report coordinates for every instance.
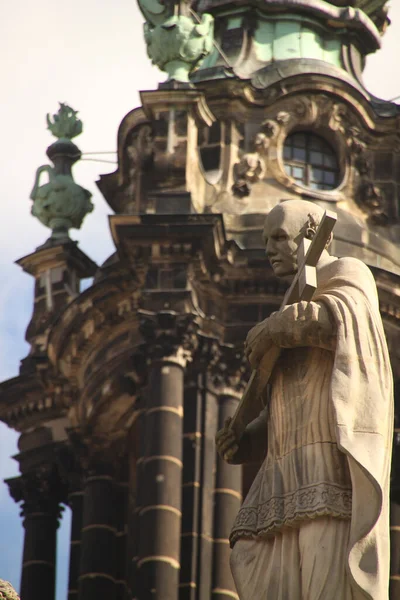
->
[230,257,393,600]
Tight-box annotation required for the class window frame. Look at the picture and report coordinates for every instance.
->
[283,131,340,192]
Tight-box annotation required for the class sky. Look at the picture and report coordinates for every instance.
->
[0,1,399,597]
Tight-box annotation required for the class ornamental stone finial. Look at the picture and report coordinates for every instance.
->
[46,103,83,140]
[30,104,93,243]
[138,0,214,82]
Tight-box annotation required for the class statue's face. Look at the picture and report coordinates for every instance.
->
[263,208,302,277]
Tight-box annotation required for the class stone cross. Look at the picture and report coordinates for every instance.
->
[230,210,337,437]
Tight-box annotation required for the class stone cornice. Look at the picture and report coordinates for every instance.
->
[110,213,227,279]
[200,70,400,129]
[17,240,97,279]
[196,0,382,52]
[0,370,71,432]
[140,89,215,128]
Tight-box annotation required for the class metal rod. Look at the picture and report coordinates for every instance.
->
[80,158,117,164]
[81,151,117,155]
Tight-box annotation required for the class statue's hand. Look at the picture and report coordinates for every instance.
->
[215,417,241,464]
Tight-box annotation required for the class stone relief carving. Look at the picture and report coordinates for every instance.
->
[124,123,154,208]
[342,123,388,224]
[229,94,390,222]
[232,118,289,198]
[232,138,267,198]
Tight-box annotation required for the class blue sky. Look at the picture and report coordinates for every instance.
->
[1,1,399,597]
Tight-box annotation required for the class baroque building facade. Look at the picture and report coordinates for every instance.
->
[1,1,400,599]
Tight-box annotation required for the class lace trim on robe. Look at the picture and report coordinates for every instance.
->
[230,482,352,547]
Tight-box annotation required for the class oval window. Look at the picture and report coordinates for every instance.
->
[283,131,340,191]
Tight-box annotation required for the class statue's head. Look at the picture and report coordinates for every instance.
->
[263,199,331,277]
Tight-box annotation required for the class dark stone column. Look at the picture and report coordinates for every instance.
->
[128,401,146,600]
[115,477,129,600]
[390,501,400,599]
[55,444,84,600]
[180,374,203,600]
[76,447,118,600]
[6,467,65,600]
[180,335,220,600]
[138,311,198,600]
[211,345,244,600]
[196,374,219,600]
[68,490,84,600]
[212,393,242,600]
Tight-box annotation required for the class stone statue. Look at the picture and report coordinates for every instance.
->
[216,199,393,599]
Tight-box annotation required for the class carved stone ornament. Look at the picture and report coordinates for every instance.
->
[6,466,66,521]
[210,343,249,396]
[232,151,266,198]
[358,182,388,225]
[139,310,199,363]
[67,427,127,478]
[143,13,214,82]
[30,165,93,239]
[31,104,93,241]
[125,124,154,208]
[46,102,83,140]
[234,94,387,216]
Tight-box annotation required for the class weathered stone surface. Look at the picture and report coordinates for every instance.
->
[138,0,215,83]
[0,581,19,600]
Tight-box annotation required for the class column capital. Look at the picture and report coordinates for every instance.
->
[55,443,84,499]
[67,428,127,480]
[210,343,249,398]
[139,310,199,366]
[6,466,66,522]
[195,333,221,367]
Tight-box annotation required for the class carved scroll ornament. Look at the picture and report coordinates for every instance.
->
[231,94,388,222]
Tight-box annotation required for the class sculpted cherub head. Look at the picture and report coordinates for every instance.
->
[263,199,333,277]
